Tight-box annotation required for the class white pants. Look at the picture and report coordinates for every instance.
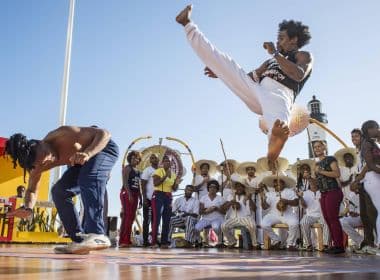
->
[261,213,299,246]
[340,216,363,246]
[195,217,224,244]
[300,215,330,247]
[222,217,257,246]
[184,22,294,135]
[364,171,380,245]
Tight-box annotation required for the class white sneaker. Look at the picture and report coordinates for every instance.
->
[54,233,111,254]
[362,245,378,255]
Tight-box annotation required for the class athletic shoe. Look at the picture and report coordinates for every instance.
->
[362,246,378,255]
[54,233,111,254]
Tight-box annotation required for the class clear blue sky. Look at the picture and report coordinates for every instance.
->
[1,0,379,216]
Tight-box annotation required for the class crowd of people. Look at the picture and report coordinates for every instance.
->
[120,120,380,255]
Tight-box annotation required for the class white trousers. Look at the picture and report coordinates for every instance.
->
[364,171,380,245]
[261,213,299,246]
[184,22,294,134]
[340,216,363,246]
[222,217,257,246]
[195,217,224,244]
[300,215,330,247]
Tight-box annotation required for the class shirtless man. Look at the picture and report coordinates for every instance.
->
[5,126,119,254]
[176,5,313,167]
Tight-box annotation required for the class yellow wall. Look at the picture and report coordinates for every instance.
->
[0,157,50,200]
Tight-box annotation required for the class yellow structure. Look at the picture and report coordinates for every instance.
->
[0,157,70,243]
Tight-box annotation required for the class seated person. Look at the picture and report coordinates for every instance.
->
[195,180,226,248]
[260,175,299,250]
[221,178,257,249]
[169,185,200,247]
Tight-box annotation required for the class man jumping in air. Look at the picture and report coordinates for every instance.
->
[176,5,312,168]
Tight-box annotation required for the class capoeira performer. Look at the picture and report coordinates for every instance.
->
[335,147,358,198]
[298,177,330,251]
[260,175,299,250]
[6,126,119,254]
[237,162,263,245]
[194,159,218,199]
[339,187,363,250]
[360,120,380,248]
[221,177,257,249]
[217,159,240,198]
[176,5,313,168]
[195,180,226,247]
[169,185,200,247]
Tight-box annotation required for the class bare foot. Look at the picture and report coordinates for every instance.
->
[267,119,289,162]
[176,4,192,26]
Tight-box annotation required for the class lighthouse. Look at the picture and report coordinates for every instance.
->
[307,95,328,158]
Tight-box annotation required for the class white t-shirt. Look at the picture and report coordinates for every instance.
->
[346,190,360,214]
[245,176,260,190]
[225,193,251,219]
[173,196,199,215]
[194,174,215,199]
[199,194,225,220]
[218,173,240,197]
[339,166,356,183]
[141,166,156,200]
[265,188,297,216]
[302,190,321,218]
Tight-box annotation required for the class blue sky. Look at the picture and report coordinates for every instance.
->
[1,0,379,216]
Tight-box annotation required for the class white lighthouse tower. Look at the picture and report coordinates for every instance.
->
[307,95,328,158]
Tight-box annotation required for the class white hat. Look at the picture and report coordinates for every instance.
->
[194,159,218,176]
[260,175,296,189]
[217,159,239,173]
[236,162,260,176]
[290,159,316,177]
[334,148,358,167]
[257,157,289,173]
[231,176,248,188]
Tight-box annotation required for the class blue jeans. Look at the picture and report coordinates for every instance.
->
[51,139,119,242]
[151,191,172,245]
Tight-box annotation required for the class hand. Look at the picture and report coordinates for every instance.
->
[349,212,359,217]
[314,166,322,175]
[175,177,183,185]
[6,207,33,219]
[263,42,276,55]
[69,152,90,166]
[296,191,304,198]
[204,67,218,78]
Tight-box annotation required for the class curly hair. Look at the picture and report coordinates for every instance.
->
[361,120,379,141]
[5,133,39,182]
[126,150,141,164]
[279,20,311,48]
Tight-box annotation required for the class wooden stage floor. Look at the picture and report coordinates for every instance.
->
[1,244,380,280]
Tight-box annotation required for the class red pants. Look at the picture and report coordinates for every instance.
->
[119,189,139,245]
[320,188,344,248]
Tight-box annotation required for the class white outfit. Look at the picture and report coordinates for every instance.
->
[194,174,216,199]
[339,166,356,199]
[173,196,200,215]
[184,22,294,135]
[141,166,156,200]
[340,190,363,246]
[217,173,240,198]
[300,190,330,247]
[261,188,299,246]
[245,176,263,244]
[195,195,226,244]
[222,193,257,246]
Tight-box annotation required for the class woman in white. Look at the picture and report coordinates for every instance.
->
[195,180,226,247]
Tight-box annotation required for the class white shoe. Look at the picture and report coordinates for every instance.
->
[54,233,111,254]
[362,245,378,255]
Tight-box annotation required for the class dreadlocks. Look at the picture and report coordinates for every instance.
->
[5,133,39,182]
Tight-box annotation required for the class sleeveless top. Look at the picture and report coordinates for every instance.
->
[316,156,339,193]
[260,51,311,99]
[127,166,141,192]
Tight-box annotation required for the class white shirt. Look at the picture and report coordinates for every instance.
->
[199,194,225,220]
[345,190,360,214]
[225,193,251,219]
[173,196,199,215]
[265,188,297,216]
[245,176,260,190]
[218,173,240,197]
[302,190,321,218]
[194,174,215,199]
[339,166,356,183]
[141,166,156,200]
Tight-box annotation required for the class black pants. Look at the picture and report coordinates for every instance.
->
[143,199,152,244]
[359,185,378,248]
